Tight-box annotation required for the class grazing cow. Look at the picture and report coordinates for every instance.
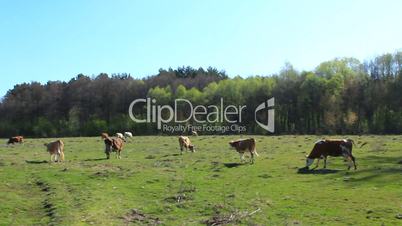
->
[116,133,124,139]
[124,132,133,138]
[104,137,124,159]
[191,130,198,136]
[229,138,259,163]
[178,136,194,154]
[7,136,24,145]
[101,133,109,140]
[305,139,357,170]
[44,140,64,162]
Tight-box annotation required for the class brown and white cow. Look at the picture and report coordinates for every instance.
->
[7,136,24,145]
[229,138,259,163]
[178,136,194,154]
[44,140,64,162]
[104,136,124,159]
[305,139,357,170]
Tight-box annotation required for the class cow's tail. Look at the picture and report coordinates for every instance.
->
[59,148,65,161]
[251,138,259,157]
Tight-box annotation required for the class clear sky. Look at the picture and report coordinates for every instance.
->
[1,0,402,97]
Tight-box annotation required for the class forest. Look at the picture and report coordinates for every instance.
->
[0,52,401,137]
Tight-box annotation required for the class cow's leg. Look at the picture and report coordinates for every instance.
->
[351,155,357,170]
[347,155,356,170]
[314,158,320,169]
[50,154,53,162]
[323,156,327,169]
[346,156,353,170]
[239,152,244,162]
[250,152,255,164]
[106,151,110,159]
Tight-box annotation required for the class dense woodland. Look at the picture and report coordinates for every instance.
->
[1,52,402,137]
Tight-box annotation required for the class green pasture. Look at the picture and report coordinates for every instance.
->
[0,135,401,225]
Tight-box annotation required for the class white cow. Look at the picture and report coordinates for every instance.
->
[124,132,133,138]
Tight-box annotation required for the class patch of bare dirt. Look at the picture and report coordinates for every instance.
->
[202,208,261,225]
[35,180,58,225]
[122,209,161,225]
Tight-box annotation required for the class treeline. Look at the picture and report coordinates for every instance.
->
[0,52,402,137]
[0,67,227,137]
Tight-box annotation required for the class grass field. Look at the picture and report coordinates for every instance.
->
[0,135,401,225]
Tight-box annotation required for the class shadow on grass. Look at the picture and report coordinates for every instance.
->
[297,167,340,174]
[223,162,245,168]
[84,158,108,162]
[25,160,48,164]
[339,155,402,184]
[359,155,402,165]
[347,168,402,183]
[162,153,181,158]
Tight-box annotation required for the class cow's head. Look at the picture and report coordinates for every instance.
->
[189,144,195,152]
[229,141,236,149]
[305,155,314,168]
[7,138,13,144]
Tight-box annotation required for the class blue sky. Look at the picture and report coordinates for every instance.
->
[1,0,402,97]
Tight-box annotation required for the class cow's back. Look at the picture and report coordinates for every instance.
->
[309,140,352,158]
[239,138,255,150]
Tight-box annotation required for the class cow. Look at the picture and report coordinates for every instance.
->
[104,137,124,159]
[7,136,24,145]
[116,133,124,139]
[229,138,259,163]
[305,139,357,170]
[124,132,133,138]
[191,130,198,136]
[101,133,109,140]
[44,140,64,162]
[178,136,195,154]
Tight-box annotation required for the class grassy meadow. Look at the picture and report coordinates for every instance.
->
[0,135,401,225]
